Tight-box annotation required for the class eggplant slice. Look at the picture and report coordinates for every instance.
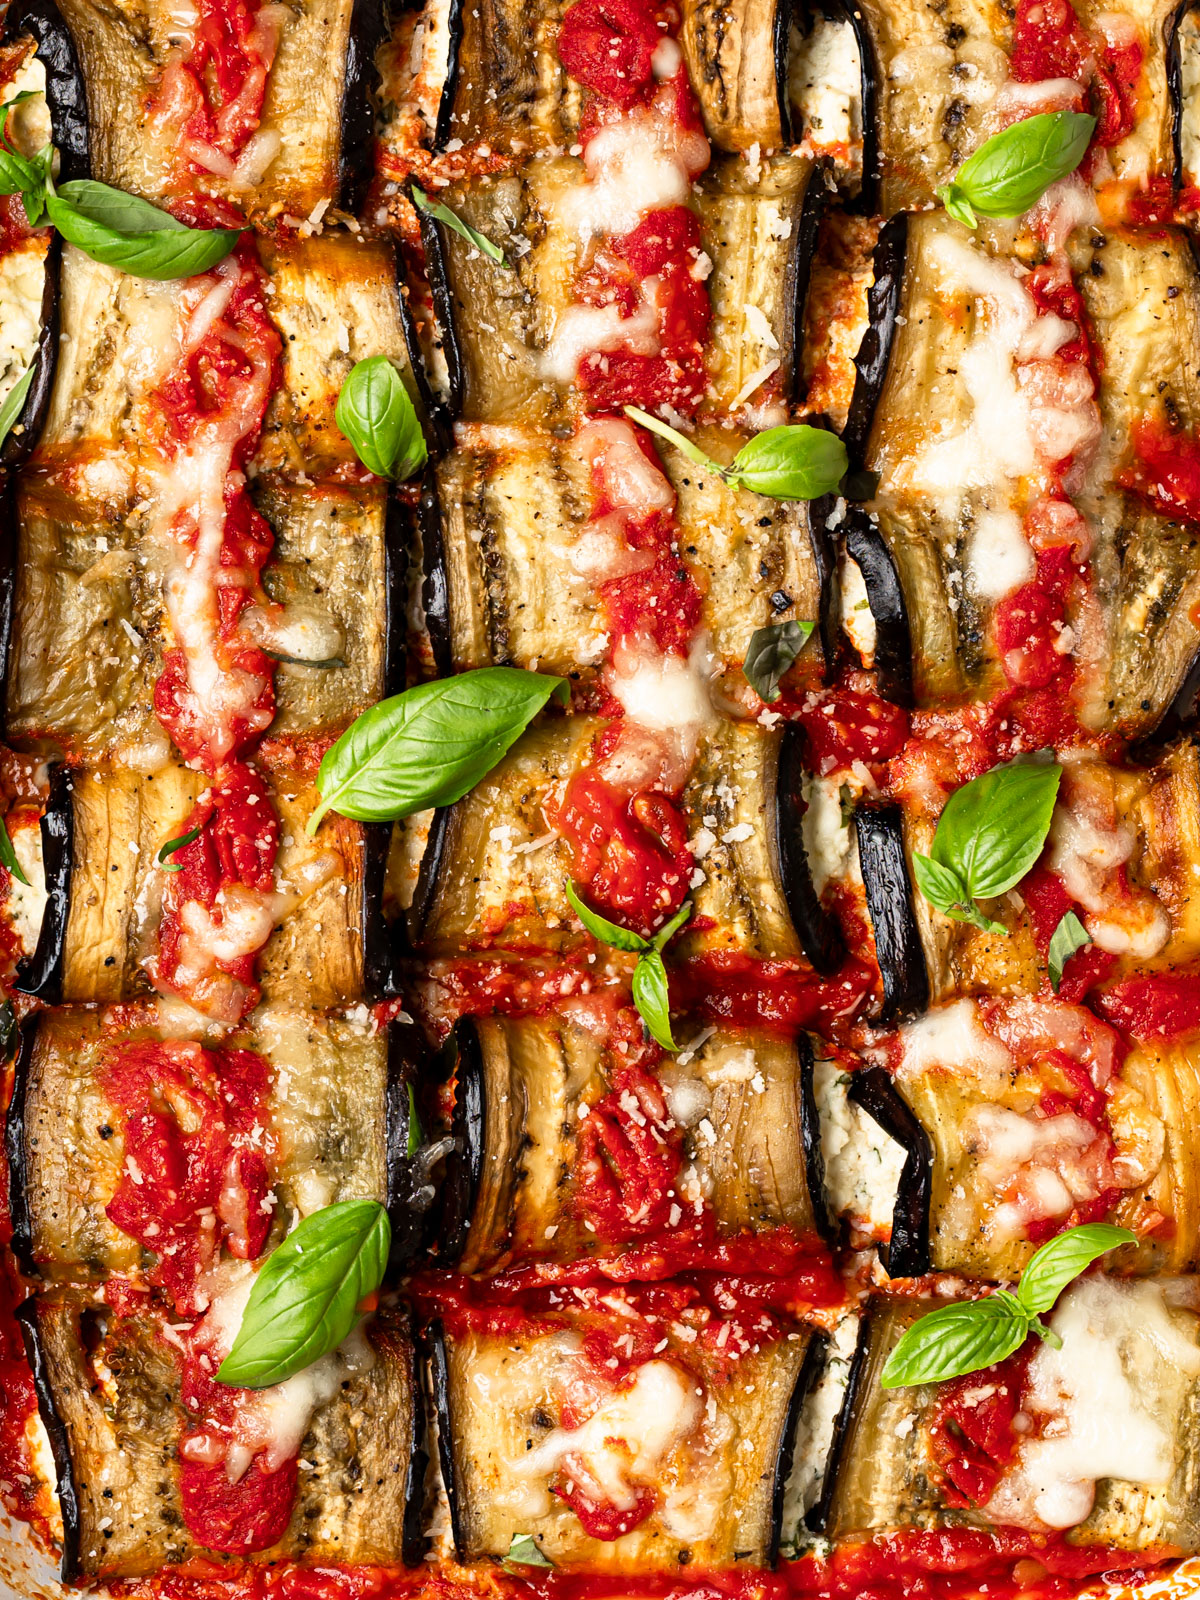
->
[433,0,577,155]
[9,1004,392,1287]
[853,803,928,1025]
[446,1014,820,1272]
[1,0,90,182]
[24,1291,422,1578]
[433,1314,813,1567]
[679,0,791,151]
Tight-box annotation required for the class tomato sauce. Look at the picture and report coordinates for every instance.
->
[1010,0,1142,149]
[151,0,282,179]
[1018,865,1116,1002]
[928,1350,1031,1509]
[670,951,877,1036]
[575,1062,685,1241]
[1118,415,1200,526]
[1095,971,1200,1042]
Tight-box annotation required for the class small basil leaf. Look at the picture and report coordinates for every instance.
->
[938,183,978,230]
[931,756,1061,905]
[880,1296,1030,1389]
[623,404,721,474]
[413,184,510,268]
[912,852,1004,933]
[217,1200,390,1389]
[651,897,692,953]
[743,619,814,702]
[945,110,1096,223]
[504,1535,554,1572]
[335,355,428,482]
[729,425,848,501]
[0,364,35,451]
[1048,909,1091,991]
[0,145,40,197]
[406,1082,423,1158]
[157,822,204,872]
[631,947,678,1052]
[1016,1222,1137,1317]
[44,186,240,280]
[565,880,649,953]
[309,667,569,833]
[0,814,30,887]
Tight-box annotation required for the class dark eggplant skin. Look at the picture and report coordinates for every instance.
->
[427,1317,467,1561]
[384,1016,444,1268]
[808,491,842,677]
[769,1331,826,1566]
[798,1030,837,1245]
[363,821,395,998]
[842,508,913,708]
[778,724,847,977]
[841,214,907,471]
[14,762,72,1002]
[853,803,928,1027]
[800,0,879,211]
[338,0,384,214]
[418,209,465,421]
[0,488,18,717]
[4,1014,39,1277]
[410,802,452,948]
[0,233,60,476]
[15,1298,80,1583]
[419,467,453,681]
[433,0,465,152]
[847,1066,932,1278]
[1169,0,1197,191]
[400,1310,431,1568]
[0,0,90,183]
[805,1310,871,1535]
[434,1020,485,1266]
[1131,642,1200,761]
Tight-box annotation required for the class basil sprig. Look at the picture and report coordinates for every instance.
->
[744,619,814,702]
[938,110,1097,229]
[881,1222,1136,1389]
[217,1200,391,1389]
[157,822,204,872]
[624,405,848,502]
[913,756,1061,934]
[0,364,34,451]
[1048,909,1091,991]
[335,356,428,481]
[412,184,510,268]
[0,815,30,888]
[308,667,569,834]
[504,1535,554,1572]
[566,882,691,1051]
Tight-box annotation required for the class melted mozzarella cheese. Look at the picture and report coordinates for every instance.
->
[839,556,877,666]
[788,18,861,149]
[1048,765,1170,958]
[609,635,715,739]
[814,1058,904,1229]
[541,296,660,383]
[802,774,855,896]
[4,816,46,956]
[899,999,1012,1087]
[562,116,707,238]
[0,243,46,422]
[574,417,675,516]
[966,507,1035,601]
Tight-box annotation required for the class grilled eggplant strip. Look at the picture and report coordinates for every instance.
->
[853,804,928,1026]
[433,0,577,154]
[25,1291,422,1577]
[12,759,71,1001]
[845,1066,932,1276]
[0,0,90,182]
[434,1316,814,1567]
[445,1014,818,1273]
[52,0,377,216]
[679,0,790,152]
[15,1299,81,1582]
[841,508,913,707]
[8,1005,392,1286]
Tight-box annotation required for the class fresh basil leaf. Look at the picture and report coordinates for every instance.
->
[938,110,1096,225]
[44,186,240,280]
[413,184,510,268]
[1048,909,1091,991]
[0,814,30,888]
[217,1199,390,1389]
[565,881,649,953]
[926,756,1061,923]
[0,364,35,451]
[880,1295,1030,1388]
[631,947,677,1052]
[1016,1223,1137,1317]
[406,1081,423,1158]
[651,897,693,952]
[335,355,428,482]
[0,144,40,198]
[912,851,1005,934]
[504,1535,554,1571]
[309,667,569,833]
[623,404,719,474]
[743,619,814,702]
[157,822,204,872]
[728,425,848,501]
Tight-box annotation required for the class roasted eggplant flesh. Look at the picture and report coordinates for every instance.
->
[679,0,789,152]
[824,1284,1200,1552]
[433,0,579,154]
[438,1318,812,1567]
[27,1292,419,1576]
[11,1005,390,1284]
[451,1014,816,1272]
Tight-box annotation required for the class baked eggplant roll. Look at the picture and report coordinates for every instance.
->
[822,1279,1200,1553]
[36,0,380,218]
[8,1004,397,1292]
[678,0,791,152]
[23,1289,422,1578]
[432,1305,815,1567]
[443,1013,821,1272]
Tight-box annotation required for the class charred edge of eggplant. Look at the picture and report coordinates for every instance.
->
[842,507,913,708]
[4,1016,40,1276]
[0,485,17,723]
[807,491,842,680]
[395,267,454,459]
[797,1030,836,1245]
[410,799,452,944]
[361,819,395,998]
[418,208,465,420]
[433,0,466,152]
[385,1015,442,1268]
[772,0,795,148]
[420,465,452,680]
[769,1328,828,1565]
[1168,0,1196,190]
[436,1018,485,1266]
[14,763,72,1002]
[777,724,848,977]
[0,233,59,475]
[0,0,89,182]
[427,1318,467,1561]
[806,1309,871,1534]
[400,1308,431,1567]
[804,0,878,210]
[338,0,384,214]
[785,169,828,407]
[15,1299,80,1582]
[847,1066,932,1278]
[1129,641,1200,763]
[841,212,906,469]
[383,486,409,702]
[853,802,929,1027]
